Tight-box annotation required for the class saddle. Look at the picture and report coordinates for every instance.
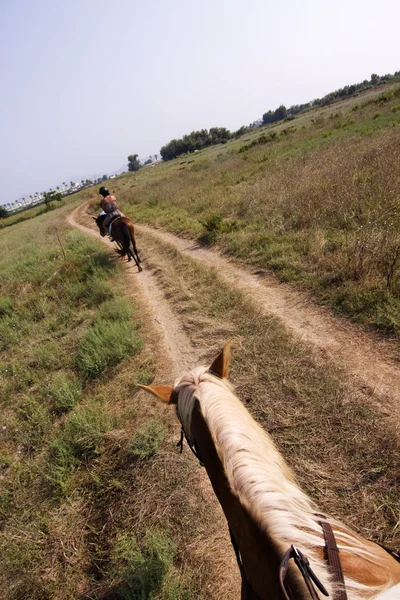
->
[107,214,122,236]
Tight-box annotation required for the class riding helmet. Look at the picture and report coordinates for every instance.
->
[99,186,109,197]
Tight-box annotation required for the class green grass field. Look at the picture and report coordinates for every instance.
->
[0,205,195,599]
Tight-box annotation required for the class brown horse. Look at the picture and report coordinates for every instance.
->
[139,343,400,600]
[94,214,142,272]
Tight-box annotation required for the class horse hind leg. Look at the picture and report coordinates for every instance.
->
[131,236,142,264]
[131,249,142,271]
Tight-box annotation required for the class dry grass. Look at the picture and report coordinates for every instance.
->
[140,234,400,547]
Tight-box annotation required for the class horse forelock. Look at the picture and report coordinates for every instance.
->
[174,365,396,599]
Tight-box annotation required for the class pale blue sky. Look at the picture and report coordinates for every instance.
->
[1,0,399,203]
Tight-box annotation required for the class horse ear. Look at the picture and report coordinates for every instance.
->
[208,340,232,379]
[137,384,177,404]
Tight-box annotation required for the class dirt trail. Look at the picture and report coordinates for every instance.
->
[134,224,400,418]
[66,204,241,599]
[69,203,400,417]
[67,200,400,595]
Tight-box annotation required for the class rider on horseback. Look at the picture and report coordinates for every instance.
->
[98,186,125,237]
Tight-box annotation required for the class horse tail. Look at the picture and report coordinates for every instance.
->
[120,222,131,257]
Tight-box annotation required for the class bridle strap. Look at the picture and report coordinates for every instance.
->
[176,426,204,465]
[229,528,329,600]
[175,406,204,466]
[318,519,348,600]
[277,545,329,600]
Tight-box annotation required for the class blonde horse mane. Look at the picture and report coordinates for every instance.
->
[174,365,396,600]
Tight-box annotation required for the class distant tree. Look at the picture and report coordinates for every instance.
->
[101,174,108,182]
[370,73,380,85]
[70,181,75,187]
[128,154,141,172]
[43,190,62,207]
[262,110,275,125]
[144,158,152,165]
[274,105,287,121]
[0,206,8,219]
[154,154,158,161]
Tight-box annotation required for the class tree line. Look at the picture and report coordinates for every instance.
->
[262,71,400,125]
[160,127,234,161]
[149,70,400,162]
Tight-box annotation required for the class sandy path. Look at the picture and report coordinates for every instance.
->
[66,204,241,599]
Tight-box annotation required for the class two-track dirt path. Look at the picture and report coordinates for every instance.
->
[69,202,400,421]
[134,225,400,419]
[67,201,400,597]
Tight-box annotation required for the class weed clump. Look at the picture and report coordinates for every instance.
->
[76,311,142,379]
[109,530,191,600]
[47,372,82,414]
[48,402,117,493]
[129,419,166,459]
[0,297,13,316]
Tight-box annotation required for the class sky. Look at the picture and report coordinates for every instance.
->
[0,0,399,204]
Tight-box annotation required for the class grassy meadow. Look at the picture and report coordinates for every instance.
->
[1,80,400,599]
[0,205,200,599]
[98,83,400,335]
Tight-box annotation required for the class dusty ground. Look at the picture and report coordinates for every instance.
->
[67,201,400,596]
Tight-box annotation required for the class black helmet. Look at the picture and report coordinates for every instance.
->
[99,186,109,197]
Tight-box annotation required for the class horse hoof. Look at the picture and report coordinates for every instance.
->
[138,266,143,272]
[127,256,132,262]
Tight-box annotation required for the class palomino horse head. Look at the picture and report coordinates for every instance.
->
[139,343,400,600]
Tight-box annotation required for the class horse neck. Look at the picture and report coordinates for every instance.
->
[181,374,400,600]
[190,400,311,599]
